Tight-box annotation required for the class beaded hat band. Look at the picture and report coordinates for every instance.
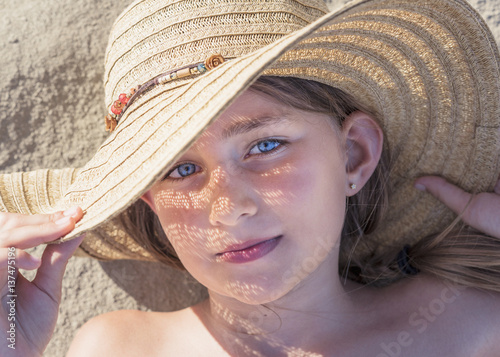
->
[105,54,226,132]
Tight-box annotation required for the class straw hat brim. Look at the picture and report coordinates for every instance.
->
[1,0,499,263]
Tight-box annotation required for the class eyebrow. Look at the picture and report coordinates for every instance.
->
[220,115,292,140]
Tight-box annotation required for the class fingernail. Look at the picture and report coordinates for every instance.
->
[55,216,72,226]
[415,183,426,192]
[63,206,79,217]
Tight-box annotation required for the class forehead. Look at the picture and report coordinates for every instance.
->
[195,89,296,142]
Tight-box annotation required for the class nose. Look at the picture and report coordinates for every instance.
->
[208,166,258,227]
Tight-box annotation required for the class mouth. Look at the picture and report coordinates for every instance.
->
[216,235,282,264]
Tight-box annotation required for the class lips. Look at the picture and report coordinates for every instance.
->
[216,235,282,264]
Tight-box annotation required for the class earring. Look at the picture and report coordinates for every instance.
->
[349,183,357,190]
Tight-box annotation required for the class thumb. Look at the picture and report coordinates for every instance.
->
[32,235,85,302]
[415,176,500,239]
[414,176,473,217]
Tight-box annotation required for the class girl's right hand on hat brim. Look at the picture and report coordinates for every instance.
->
[415,176,500,239]
[0,208,84,357]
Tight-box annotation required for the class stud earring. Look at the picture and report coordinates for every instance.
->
[349,183,357,190]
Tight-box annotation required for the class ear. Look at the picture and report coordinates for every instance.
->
[140,190,158,214]
[341,111,383,197]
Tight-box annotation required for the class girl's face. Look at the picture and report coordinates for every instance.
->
[145,89,352,305]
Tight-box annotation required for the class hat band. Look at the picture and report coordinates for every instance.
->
[105,54,227,132]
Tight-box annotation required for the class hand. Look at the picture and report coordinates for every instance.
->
[415,176,500,239]
[0,207,84,357]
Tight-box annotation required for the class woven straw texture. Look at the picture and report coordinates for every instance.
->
[0,0,499,264]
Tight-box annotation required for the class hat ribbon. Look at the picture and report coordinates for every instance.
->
[105,54,226,132]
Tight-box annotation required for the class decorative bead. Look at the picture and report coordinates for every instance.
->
[197,64,207,73]
[177,68,191,78]
[170,72,177,80]
[158,75,168,84]
[118,93,129,104]
[115,100,126,109]
[110,105,121,115]
[205,54,224,70]
[105,114,117,132]
[190,66,199,75]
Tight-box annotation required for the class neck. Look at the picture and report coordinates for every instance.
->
[193,254,374,355]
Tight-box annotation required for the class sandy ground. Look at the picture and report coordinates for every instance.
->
[1,0,499,355]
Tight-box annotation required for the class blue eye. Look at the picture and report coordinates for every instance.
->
[248,139,282,155]
[167,163,198,179]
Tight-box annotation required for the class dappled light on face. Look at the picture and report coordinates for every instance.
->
[154,160,296,225]
[257,164,296,207]
[153,170,221,211]
[154,188,216,211]
[260,189,294,207]
[188,166,229,210]
[154,166,235,212]
[209,196,233,222]
[224,280,267,303]
[163,222,234,257]
[259,163,293,177]
[154,190,196,210]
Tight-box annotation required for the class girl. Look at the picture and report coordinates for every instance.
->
[1,0,500,355]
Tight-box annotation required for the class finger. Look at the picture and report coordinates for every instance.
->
[414,176,473,217]
[0,207,84,249]
[0,206,81,231]
[32,234,85,302]
[0,212,61,231]
[0,216,78,250]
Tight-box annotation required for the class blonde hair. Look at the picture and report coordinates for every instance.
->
[122,76,500,291]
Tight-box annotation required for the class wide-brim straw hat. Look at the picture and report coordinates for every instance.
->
[1,0,499,264]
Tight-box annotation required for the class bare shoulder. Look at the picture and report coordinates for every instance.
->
[399,274,500,354]
[455,284,500,352]
[65,304,220,357]
[66,309,168,357]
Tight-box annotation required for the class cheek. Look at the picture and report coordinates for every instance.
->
[258,153,345,207]
[153,187,211,210]
[152,190,210,254]
[255,163,302,207]
[272,152,347,244]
